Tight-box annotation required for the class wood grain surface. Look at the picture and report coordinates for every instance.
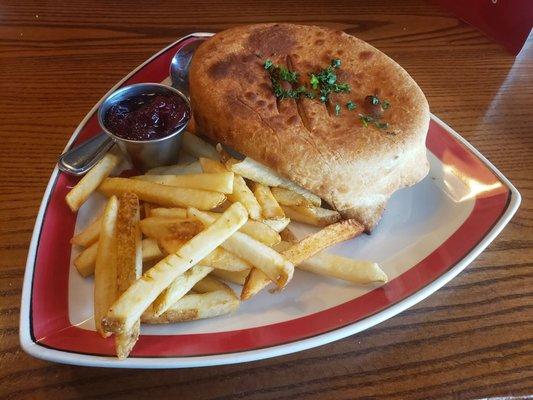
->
[1,0,532,399]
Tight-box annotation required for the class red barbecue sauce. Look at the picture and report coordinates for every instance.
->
[104,92,190,141]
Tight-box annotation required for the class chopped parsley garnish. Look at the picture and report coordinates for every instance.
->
[346,100,357,110]
[311,60,351,103]
[367,95,380,105]
[382,100,390,109]
[263,58,351,112]
[359,114,374,128]
[264,59,273,70]
[264,60,306,100]
[310,74,319,89]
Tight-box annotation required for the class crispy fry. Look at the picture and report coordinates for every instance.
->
[73,238,162,278]
[241,268,270,300]
[242,220,364,299]
[189,208,294,288]
[139,217,203,241]
[114,193,142,359]
[261,218,290,233]
[283,219,364,265]
[252,183,285,220]
[99,177,226,210]
[132,172,234,194]
[73,241,98,277]
[146,160,202,175]
[66,153,121,212]
[159,238,251,272]
[199,158,262,219]
[225,157,321,206]
[102,202,248,334]
[275,240,386,283]
[141,290,239,324]
[211,269,250,285]
[281,204,341,227]
[152,264,213,316]
[149,207,188,219]
[94,196,119,337]
[182,131,220,160]
[271,187,313,207]
[71,215,102,247]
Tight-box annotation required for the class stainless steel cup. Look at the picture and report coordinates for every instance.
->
[97,83,190,172]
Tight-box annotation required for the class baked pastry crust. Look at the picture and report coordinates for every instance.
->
[190,23,430,230]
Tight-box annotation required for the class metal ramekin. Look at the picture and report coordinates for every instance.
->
[98,83,190,172]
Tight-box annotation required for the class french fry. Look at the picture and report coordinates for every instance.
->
[299,253,387,284]
[114,193,142,359]
[159,238,251,272]
[225,157,321,206]
[139,217,203,241]
[211,269,250,285]
[152,264,213,316]
[279,227,298,244]
[143,203,152,218]
[189,208,294,288]
[141,290,239,324]
[281,204,341,227]
[242,220,364,299]
[201,246,252,272]
[194,275,235,293]
[203,211,280,246]
[98,177,226,210]
[261,218,290,233]
[241,268,270,300]
[199,157,227,173]
[199,158,262,220]
[102,202,248,334]
[182,131,220,160]
[282,219,364,265]
[71,215,102,247]
[275,240,387,283]
[150,207,188,219]
[271,187,313,207]
[132,172,234,194]
[252,183,285,220]
[94,196,119,337]
[65,153,121,212]
[73,241,98,277]
[73,238,162,278]
[142,238,164,262]
[238,219,281,246]
[146,160,201,175]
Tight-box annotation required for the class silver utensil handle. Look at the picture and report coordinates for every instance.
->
[57,132,114,176]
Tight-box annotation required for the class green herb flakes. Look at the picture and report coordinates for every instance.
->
[346,101,357,110]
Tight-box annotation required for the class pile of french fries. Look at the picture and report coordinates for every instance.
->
[67,132,388,359]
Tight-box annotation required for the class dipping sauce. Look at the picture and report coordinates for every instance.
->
[104,92,190,141]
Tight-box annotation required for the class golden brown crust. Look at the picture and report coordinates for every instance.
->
[190,23,430,230]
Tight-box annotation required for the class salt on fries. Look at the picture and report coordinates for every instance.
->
[66,141,387,359]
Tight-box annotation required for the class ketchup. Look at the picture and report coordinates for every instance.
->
[104,92,190,141]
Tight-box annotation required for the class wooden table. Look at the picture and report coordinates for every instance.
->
[1,1,531,398]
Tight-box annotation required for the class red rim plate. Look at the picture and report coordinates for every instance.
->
[23,35,516,361]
